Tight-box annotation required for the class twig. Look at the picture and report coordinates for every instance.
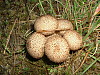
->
[25,59,44,68]
[92,31,99,55]
[45,66,49,75]
[73,52,89,74]
[11,20,35,24]
[53,65,66,69]
[4,19,17,54]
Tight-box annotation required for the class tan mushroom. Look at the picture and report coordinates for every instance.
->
[57,19,73,35]
[34,15,58,35]
[63,30,82,50]
[26,32,46,59]
[45,34,70,63]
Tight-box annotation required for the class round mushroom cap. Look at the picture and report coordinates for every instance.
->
[45,34,70,63]
[34,15,58,35]
[63,30,82,50]
[26,32,46,59]
[57,19,73,35]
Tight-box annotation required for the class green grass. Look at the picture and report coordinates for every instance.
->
[38,0,46,15]
[0,0,100,75]
[82,57,99,74]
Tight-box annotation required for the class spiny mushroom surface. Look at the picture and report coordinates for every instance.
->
[34,15,58,35]
[26,32,46,59]
[57,19,73,35]
[45,34,70,63]
[63,30,82,50]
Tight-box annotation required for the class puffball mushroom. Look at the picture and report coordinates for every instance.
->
[26,32,46,59]
[63,30,82,50]
[57,19,73,35]
[45,34,70,63]
[34,15,58,35]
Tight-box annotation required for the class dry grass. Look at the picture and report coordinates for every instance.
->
[0,0,100,75]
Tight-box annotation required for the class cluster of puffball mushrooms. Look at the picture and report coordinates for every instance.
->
[26,15,82,63]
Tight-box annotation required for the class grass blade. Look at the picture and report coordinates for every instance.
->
[83,19,100,41]
[47,0,56,16]
[89,54,100,62]
[81,58,98,74]
[38,0,46,15]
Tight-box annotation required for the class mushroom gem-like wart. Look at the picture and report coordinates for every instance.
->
[34,15,58,35]
[45,34,70,63]
[63,30,82,50]
[26,32,46,59]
